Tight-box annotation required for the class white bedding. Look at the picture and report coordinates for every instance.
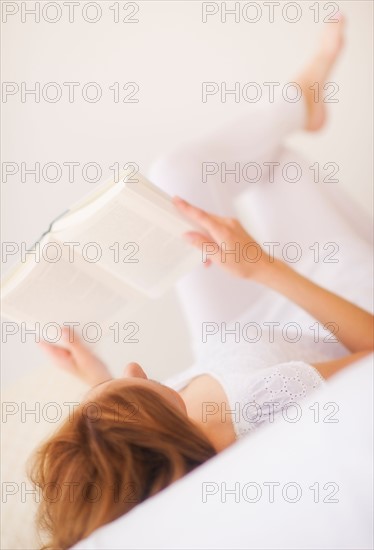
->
[73,354,373,550]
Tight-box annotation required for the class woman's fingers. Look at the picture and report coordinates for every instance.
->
[39,333,111,385]
[38,341,76,372]
[39,341,71,359]
[183,231,216,267]
[60,328,98,367]
[174,196,269,280]
[173,196,223,237]
[40,331,96,371]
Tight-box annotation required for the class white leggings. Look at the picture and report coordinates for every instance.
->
[148,100,373,346]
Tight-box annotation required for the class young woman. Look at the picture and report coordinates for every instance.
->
[31,15,373,549]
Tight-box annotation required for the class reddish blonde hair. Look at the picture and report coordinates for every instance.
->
[30,384,216,549]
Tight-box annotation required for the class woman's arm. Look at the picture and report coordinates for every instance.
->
[258,259,374,353]
[310,351,372,379]
[173,197,374,358]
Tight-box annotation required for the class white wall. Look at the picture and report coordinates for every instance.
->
[1,0,373,387]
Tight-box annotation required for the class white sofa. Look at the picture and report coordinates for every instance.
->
[74,354,373,550]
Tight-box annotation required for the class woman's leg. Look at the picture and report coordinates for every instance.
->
[148,16,368,345]
[240,147,373,312]
[148,100,305,344]
[149,11,345,215]
[149,99,305,217]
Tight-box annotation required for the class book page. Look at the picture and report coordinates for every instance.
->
[55,184,201,297]
[1,238,143,327]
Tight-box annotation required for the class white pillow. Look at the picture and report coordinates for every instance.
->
[74,355,373,550]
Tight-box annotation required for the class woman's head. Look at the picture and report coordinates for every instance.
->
[30,364,216,549]
[96,361,188,415]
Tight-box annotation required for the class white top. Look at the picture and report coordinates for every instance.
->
[164,331,326,439]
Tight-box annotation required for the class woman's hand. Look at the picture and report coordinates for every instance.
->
[173,196,374,355]
[173,196,273,281]
[39,329,112,387]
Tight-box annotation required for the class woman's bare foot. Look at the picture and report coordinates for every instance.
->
[298,13,345,131]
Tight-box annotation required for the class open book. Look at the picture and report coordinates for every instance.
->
[1,169,201,327]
